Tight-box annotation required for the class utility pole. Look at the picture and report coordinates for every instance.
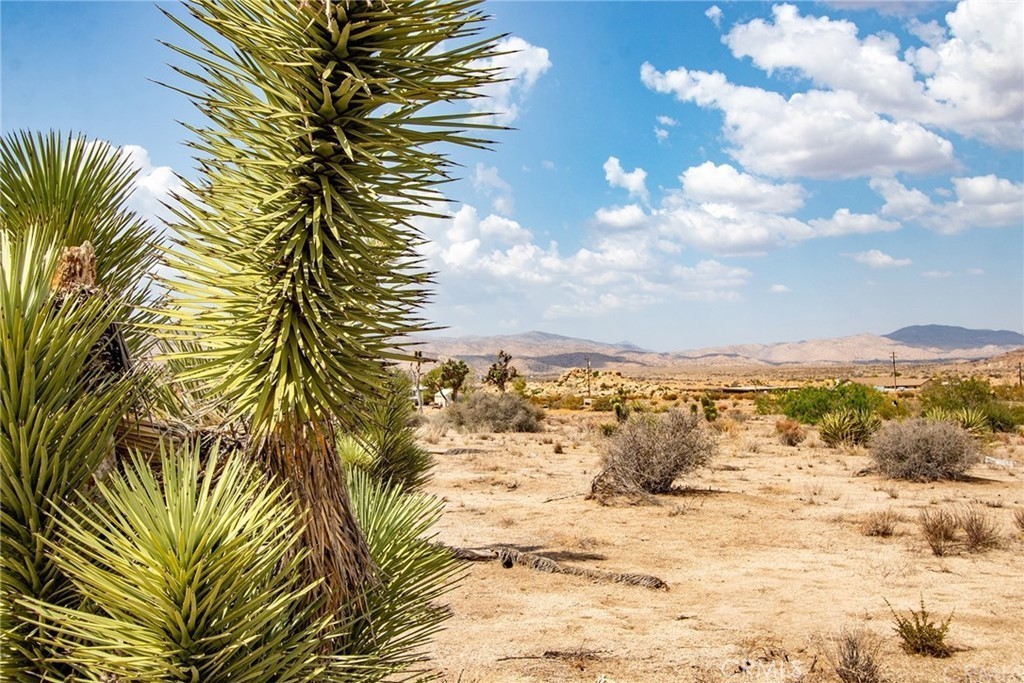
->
[585,355,592,397]
[891,351,898,392]
[1018,362,1022,388]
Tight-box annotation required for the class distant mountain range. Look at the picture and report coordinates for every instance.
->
[883,325,1024,350]
[413,325,1024,374]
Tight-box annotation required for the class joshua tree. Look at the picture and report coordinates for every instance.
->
[485,349,519,393]
[161,0,502,620]
[1,2,502,676]
[439,359,472,403]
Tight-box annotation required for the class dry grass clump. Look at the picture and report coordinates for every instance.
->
[861,509,901,537]
[445,392,544,433]
[919,508,959,556]
[1014,507,1024,533]
[419,421,447,444]
[870,419,979,481]
[824,627,884,683]
[710,417,737,434]
[958,506,1001,552]
[918,506,1003,554]
[878,483,900,499]
[589,409,716,503]
[775,418,806,446]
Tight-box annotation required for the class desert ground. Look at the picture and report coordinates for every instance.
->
[414,367,1024,683]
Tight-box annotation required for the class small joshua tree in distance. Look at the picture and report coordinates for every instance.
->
[439,359,471,403]
[485,350,519,393]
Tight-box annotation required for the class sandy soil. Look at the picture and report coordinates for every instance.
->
[414,400,1024,683]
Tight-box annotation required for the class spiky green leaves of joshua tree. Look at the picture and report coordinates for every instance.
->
[161,0,504,618]
[162,0,501,427]
[0,134,155,681]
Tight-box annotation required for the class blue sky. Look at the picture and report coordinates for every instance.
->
[3,1,1022,352]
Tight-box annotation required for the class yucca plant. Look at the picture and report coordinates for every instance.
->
[338,432,377,471]
[922,406,955,423]
[956,407,990,436]
[25,441,330,682]
[1,133,156,680]
[345,370,433,492]
[339,467,464,680]
[923,406,990,436]
[160,0,502,648]
[819,408,881,447]
[1,131,161,355]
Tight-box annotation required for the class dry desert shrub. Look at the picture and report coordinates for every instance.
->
[862,509,901,537]
[589,409,716,503]
[445,392,544,433]
[919,508,959,556]
[775,418,806,446]
[958,506,1001,552]
[824,627,885,683]
[1014,508,1024,533]
[870,419,979,481]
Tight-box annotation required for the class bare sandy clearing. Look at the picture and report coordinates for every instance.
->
[418,409,1024,683]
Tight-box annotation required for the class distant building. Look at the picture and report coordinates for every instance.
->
[844,377,932,392]
[718,385,800,394]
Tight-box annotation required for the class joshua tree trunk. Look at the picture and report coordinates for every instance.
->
[259,419,375,616]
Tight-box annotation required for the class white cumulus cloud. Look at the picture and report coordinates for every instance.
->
[723,1,1024,148]
[680,162,806,214]
[705,5,723,27]
[120,144,184,227]
[603,156,650,202]
[640,62,954,179]
[871,175,1024,233]
[807,208,900,237]
[851,249,912,268]
[471,36,552,125]
[595,204,649,230]
[414,198,754,324]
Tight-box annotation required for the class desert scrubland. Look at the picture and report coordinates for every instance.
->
[417,364,1024,683]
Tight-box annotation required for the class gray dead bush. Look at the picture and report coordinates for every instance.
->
[824,627,884,683]
[589,409,716,502]
[445,391,544,433]
[870,419,979,481]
